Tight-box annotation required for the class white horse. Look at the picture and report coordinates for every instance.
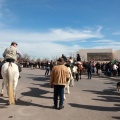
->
[64,67,74,99]
[1,62,19,105]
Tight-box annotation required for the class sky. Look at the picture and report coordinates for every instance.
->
[0,0,120,60]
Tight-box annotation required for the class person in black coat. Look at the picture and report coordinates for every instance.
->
[77,54,81,61]
[87,61,92,79]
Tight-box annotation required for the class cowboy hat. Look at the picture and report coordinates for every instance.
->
[57,57,65,65]
[11,41,18,46]
[77,61,82,64]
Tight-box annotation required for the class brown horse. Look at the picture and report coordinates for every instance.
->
[76,62,84,80]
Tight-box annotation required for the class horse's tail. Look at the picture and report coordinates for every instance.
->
[7,62,15,105]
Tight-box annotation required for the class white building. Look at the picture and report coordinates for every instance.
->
[78,49,119,62]
[113,50,120,61]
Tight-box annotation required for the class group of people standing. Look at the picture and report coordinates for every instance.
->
[1,42,120,107]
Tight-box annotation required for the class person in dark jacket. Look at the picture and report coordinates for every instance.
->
[61,54,67,61]
[45,61,50,76]
[87,61,92,79]
[77,54,81,61]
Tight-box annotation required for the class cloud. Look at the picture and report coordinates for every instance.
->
[0,0,8,18]
[0,27,119,60]
[92,39,113,43]
[1,26,120,60]
[94,40,120,45]
[0,27,103,42]
[93,45,120,50]
[96,26,103,32]
[89,39,120,50]
[112,32,120,35]
[91,39,120,48]
[0,41,82,60]
[0,27,103,59]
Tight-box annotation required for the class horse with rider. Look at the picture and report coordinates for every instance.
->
[0,41,23,105]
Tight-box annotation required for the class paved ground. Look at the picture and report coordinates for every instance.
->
[0,68,120,120]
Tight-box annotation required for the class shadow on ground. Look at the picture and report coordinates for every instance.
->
[21,87,53,99]
[69,103,120,112]
[83,89,120,96]
[31,83,50,88]
[0,98,8,108]
[80,87,120,114]
[15,99,54,109]
[92,74,120,81]
[26,76,49,82]
[112,116,120,120]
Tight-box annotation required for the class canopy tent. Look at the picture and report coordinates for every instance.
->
[111,59,118,64]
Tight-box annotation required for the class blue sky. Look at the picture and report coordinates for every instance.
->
[0,0,120,60]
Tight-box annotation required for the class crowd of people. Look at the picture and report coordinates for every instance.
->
[0,41,120,108]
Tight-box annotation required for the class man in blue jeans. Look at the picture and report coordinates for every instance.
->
[50,57,69,110]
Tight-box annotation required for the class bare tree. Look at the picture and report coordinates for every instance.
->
[68,51,76,59]
[20,53,30,61]
[36,58,41,62]
[42,57,49,62]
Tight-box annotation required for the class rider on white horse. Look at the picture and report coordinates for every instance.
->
[3,41,23,63]
[0,41,23,96]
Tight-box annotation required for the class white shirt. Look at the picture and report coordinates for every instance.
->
[113,64,118,70]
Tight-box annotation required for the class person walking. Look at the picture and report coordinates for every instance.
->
[44,61,50,76]
[50,57,69,110]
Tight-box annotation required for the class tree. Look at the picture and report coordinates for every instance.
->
[36,58,41,62]
[20,53,30,61]
[69,52,75,59]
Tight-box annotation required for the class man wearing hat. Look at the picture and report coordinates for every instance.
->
[1,42,23,78]
[3,41,23,62]
[50,57,69,110]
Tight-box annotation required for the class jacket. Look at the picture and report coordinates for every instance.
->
[50,65,69,86]
[87,63,92,72]
[3,46,17,61]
